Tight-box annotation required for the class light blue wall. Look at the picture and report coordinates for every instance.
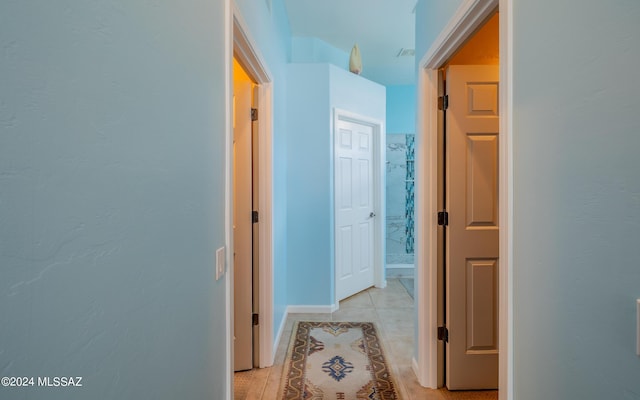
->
[286,63,332,306]
[512,1,640,398]
[291,37,350,70]
[415,0,640,397]
[287,64,385,306]
[386,87,416,267]
[329,65,386,120]
[386,85,417,134]
[0,1,228,399]
[234,0,292,337]
[414,0,465,70]
[330,65,387,292]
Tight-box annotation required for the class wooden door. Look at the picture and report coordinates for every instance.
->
[233,60,254,372]
[446,65,499,390]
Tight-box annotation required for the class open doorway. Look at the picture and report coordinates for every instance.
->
[414,0,512,397]
[232,57,258,372]
[334,109,386,303]
[438,11,500,390]
[228,7,276,399]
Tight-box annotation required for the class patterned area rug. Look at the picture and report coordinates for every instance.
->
[281,321,400,399]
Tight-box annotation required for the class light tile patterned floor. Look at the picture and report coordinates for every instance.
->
[234,279,498,400]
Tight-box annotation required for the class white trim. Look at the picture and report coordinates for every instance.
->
[233,7,272,83]
[386,264,415,269]
[414,0,512,397]
[287,304,339,314]
[332,108,386,305]
[498,0,514,399]
[231,4,276,369]
[419,0,498,70]
[273,308,289,357]
[256,83,274,368]
[411,357,421,385]
[223,1,233,399]
[413,63,440,388]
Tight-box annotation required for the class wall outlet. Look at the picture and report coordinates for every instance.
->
[216,247,225,281]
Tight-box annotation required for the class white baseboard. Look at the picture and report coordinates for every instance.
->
[287,304,338,314]
[270,304,337,365]
[386,263,415,269]
[412,357,422,386]
[272,310,288,365]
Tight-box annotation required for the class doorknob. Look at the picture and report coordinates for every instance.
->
[369,212,376,218]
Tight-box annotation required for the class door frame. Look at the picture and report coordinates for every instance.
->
[232,1,274,369]
[225,4,276,399]
[333,108,386,307]
[413,0,513,399]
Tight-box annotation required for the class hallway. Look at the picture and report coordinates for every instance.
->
[234,279,497,399]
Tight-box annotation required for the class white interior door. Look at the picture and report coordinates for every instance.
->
[446,65,499,390]
[335,119,375,301]
[233,62,254,372]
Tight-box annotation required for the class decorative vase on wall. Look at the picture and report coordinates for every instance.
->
[349,44,362,75]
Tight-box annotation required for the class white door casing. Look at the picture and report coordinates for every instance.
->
[446,64,499,390]
[230,3,276,373]
[227,5,277,399]
[335,118,376,301]
[413,2,514,398]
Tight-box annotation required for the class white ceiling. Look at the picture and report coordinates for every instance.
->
[283,0,417,86]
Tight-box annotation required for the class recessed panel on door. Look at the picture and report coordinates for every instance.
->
[340,128,353,149]
[338,226,354,279]
[358,159,370,207]
[465,259,498,352]
[466,134,498,228]
[466,83,499,116]
[358,221,371,273]
[339,157,353,210]
[358,131,370,150]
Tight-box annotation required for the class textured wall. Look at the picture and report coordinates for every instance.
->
[386,85,417,134]
[512,0,640,398]
[415,0,465,70]
[291,37,350,70]
[286,64,332,305]
[0,1,229,398]
[415,0,640,397]
[286,64,385,306]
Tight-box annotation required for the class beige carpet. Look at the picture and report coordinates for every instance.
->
[280,321,400,399]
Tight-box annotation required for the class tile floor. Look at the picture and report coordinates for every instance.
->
[234,279,497,400]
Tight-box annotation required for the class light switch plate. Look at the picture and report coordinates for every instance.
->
[216,247,225,281]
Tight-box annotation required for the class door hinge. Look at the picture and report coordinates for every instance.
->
[251,108,258,121]
[438,95,449,111]
[252,210,259,223]
[437,211,448,226]
[437,326,449,342]
[252,313,259,326]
